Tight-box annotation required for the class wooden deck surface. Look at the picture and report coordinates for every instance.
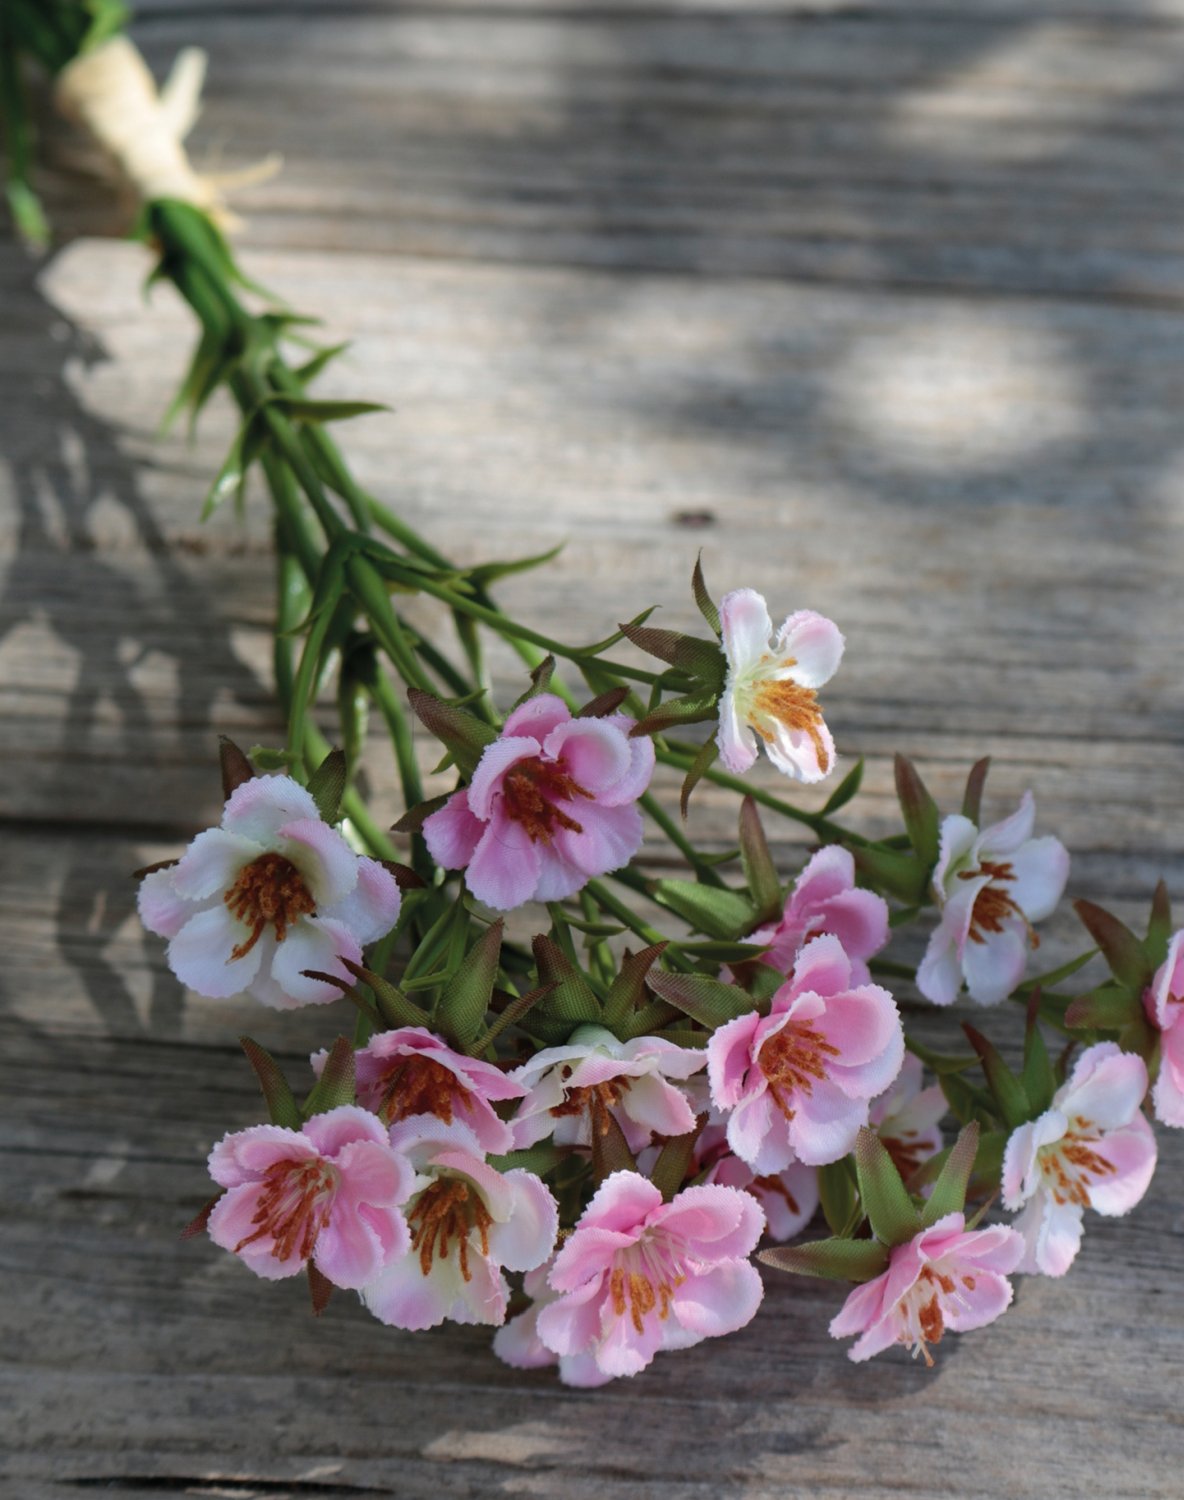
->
[4,3,1184,1495]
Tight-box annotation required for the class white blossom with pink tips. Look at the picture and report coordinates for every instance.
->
[361,1117,558,1331]
[747,844,889,986]
[314,1027,525,1154]
[1001,1042,1156,1277]
[207,1105,414,1288]
[870,1053,946,1186]
[918,792,1069,1008]
[423,694,655,911]
[1143,931,1184,1127]
[509,1023,706,1154]
[534,1171,765,1385]
[716,588,844,784]
[830,1212,1024,1364]
[139,774,401,1009]
[708,934,905,1172]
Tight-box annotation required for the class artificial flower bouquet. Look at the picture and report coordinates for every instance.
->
[5,1,1176,1391]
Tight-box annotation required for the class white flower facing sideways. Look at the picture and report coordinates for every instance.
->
[918,792,1069,1007]
[716,588,844,784]
[1001,1042,1156,1277]
[138,774,401,1009]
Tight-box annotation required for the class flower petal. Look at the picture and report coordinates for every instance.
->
[502,693,571,744]
[774,610,844,689]
[716,690,758,774]
[267,916,362,1007]
[222,775,319,843]
[279,818,359,907]
[1006,836,1070,923]
[423,790,484,871]
[137,868,191,939]
[720,588,773,671]
[169,904,262,998]
[465,813,543,910]
[322,856,401,945]
[673,1260,763,1338]
[467,737,542,821]
[172,828,259,902]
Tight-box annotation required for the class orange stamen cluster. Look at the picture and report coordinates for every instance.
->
[1044,1123,1117,1207]
[960,859,1039,950]
[408,1178,493,1282]
[234,1156,336,1262]
[501,756,592,845]
[225,852,316,959]
[551,1078,628,1136]
[609,1264,682,1334]
[758,1022,841,1119]
[751,1174,801,1216]
[751,668,831,773]
[379,1055,467,1127]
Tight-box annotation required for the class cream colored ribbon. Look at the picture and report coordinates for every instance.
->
[55,37,280,228]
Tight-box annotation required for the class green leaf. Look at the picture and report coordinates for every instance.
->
[531,936,602,1028]
[738,797,783,926]
[267,396,389,423]
[1147,879,1173,968]
[239,1037,302,1130]
[577,687,631,719]
[302,1036,355,1118]
[219,736,256,799]
[650,878,754,941]
[817,1159,858,1236]
[1064,983,1139,1032]
[592,1109,637,1184]
[691,554,721,637]
[512,655,555,707]
[760,1236,890,1285]
[306,747,348,825]
[963,1024,1031,1130]
[851,843,929,905]
[466,542,565,587]
[488,1142,567,1177]
[671,939,771,963]
[201,414,264,520]
[894,754,940,868]
[617,621,726,687]
[1017,947,1098,993]
[854,1127,920,1247]
[339,958,432,1031]
[679,735,719,819]
[1073,899,1152,990]
[644,971,752,1030]
[437,919,503,1051]
[905,1035,979,1076]
[1020,993,1056,1116]
[293,342,351,385]
[821,758,864,817]
[391,791,452,835]
[471,983,558,1053]
[407,690,498,780]
[602,942,668,1034]
[962,757,991,824]
[919,1122,979,1227]
[630,692,720,739]
[649,1122,704,1204]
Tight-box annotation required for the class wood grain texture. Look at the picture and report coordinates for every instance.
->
[3,2,1183,1496]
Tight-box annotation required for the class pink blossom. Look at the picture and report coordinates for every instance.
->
[716,588,843,784]
[535,1171,764,1384]
[207,1106,414,1288]
[315,1027,525,1154]
[509,1023,706,1153]
[492,1259,608,1385]
[918,792,1069,1008]
[361,1118,558,1330]
[1144,931,1184,1127]
[139,774,401,1009]
[747,845,889,986]
[1001,1042,1156,1277]
[870,1053,946,1186]
[696,1121,819,1241]
[708,934,904,1172]
[830,1212,1024,1364]
[422,694,654,911]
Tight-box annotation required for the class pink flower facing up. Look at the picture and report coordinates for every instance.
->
[695,1120,819,1242]
[361,1118,558,1330]
[534,1171,765,1385]
[509,1024,706,1154]
[423,694,655,911]
[708,934,905,1172]
[918,792,1069,1008]
[317,1027,525,1154]
[716,588,844,784]
[1001,1042,1156,1277]
[139,774,401,1009]
[748,845,889,986]
[869,1053,946,1186]
[207,1106,414,1288]
[1144,931,1184,1127]
[830,1213,1024,1365]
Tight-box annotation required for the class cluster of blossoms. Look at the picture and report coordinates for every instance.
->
[145,582,1172,1385]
